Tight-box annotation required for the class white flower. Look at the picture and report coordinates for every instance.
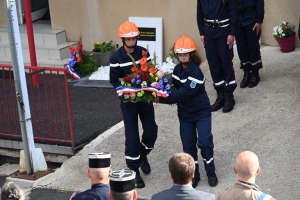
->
[166,57,173,63]
[282,21,286,24]
[141,81,147,87]
[273,26,278,32]
[282,33,285,37]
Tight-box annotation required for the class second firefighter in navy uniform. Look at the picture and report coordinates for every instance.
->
[237,0,264,88]
[197,0,238,113]
[109,21,158,189]
[155,36,218,188]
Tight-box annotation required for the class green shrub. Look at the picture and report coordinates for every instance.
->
[73,52,98,77]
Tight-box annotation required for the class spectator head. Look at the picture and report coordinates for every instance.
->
[88,152,112,185]
[169,152,195,185]
[233,151,260,182]
[109,169,137,200]
[1,182,25,200]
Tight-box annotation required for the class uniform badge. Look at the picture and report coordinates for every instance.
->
[190,81,197,88]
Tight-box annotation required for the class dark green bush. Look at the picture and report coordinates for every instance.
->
[73,52,98,77]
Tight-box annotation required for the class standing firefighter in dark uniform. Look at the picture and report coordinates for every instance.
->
[237,0,264,88]
[109,20,158,189]
[197,0,238,113]
[155,36,218,188]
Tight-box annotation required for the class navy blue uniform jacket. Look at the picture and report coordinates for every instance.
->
[238,0,264,26]
[197,0,238,38]
[110,45,151,89]
[160,61,211,122]
[72,184,110,200]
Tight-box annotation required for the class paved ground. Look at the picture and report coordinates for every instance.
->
[2,46,300,200]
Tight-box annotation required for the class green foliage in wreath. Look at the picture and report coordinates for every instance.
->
[73,52,98,77]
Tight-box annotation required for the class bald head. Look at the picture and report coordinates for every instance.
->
[88,167,111,185]
[234,151,260,180]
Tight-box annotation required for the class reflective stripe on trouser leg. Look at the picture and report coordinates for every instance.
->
[216,36,236,93]
[205,37,226,92]
[196,117,215,175]
[139,102,158,155]
[236,22,263,71]
[121,102,141,170]
[179,121,200,178]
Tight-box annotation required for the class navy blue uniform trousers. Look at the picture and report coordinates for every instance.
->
[236,21,263,71]
[180,117,215,178]
[205,36,236,93]
[120,101,157,170]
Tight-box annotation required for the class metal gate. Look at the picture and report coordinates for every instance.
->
[0,64,74,155]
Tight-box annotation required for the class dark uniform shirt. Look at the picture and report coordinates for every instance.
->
[237,0,264,26]
[197,0,238,38]
[72,184,110,200]
[160,61,211,122]
[110,45,151,89]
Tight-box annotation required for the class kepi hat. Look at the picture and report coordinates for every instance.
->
[88,152,111,168]
[109,169,136,193]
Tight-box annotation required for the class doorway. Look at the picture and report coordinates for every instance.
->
[16,0,50,24]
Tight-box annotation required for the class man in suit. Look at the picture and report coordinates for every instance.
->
[151,152,215,200]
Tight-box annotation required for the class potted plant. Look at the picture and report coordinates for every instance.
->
[92,40,119,67]
[273,21,296,53]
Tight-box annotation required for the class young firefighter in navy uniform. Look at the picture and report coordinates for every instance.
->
[109,20,158,189]
[154,36,218,188]
[237,0,264,88]
[197,0,238,113]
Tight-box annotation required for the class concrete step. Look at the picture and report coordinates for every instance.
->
[0,24,67,46]
[0,57,69,68]
[1,42,77,60]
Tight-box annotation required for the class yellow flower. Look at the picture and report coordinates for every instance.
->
[155,77,158,81]
[121,81,125,86]
[152,92,157,97]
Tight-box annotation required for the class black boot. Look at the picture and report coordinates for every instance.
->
[240,71,252,88]
[192,177,200,188]
[140,154,151,174]
[207,172,218,187]
[133,169,145,188]
[211,92,225,112]
[222,92,235,113]
[248,71,260,88]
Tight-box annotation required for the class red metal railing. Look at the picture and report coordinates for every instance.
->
[0,64,74,148]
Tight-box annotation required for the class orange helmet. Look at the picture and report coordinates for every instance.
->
[118,21,140,38]
[174,35,197,53]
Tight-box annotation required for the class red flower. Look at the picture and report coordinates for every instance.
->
[133,73,138,77]
[77,57,82,63]
[131,66,137,72]
[140,57,147,67]
[142,50,147,56]
[141,66,148,72]
[148,67,156,74]
[142,73,150,81]
[124,76,132,83]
